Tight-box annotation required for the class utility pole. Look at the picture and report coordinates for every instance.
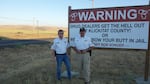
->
[33,17,35,39]
[89,0,94,8]
[92,0,94,8]
[36,20,39,39]
[33,17,35,30]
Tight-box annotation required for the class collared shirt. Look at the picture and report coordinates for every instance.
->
[73,36,94,50]
[51,37,68,54]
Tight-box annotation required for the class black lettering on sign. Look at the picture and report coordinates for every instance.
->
[116,38,128,43]
[91,38,102,42]
[135,39,147,43]
[103,38,115,42]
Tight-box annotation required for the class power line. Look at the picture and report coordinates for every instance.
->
[0,16,33,22]
[0,16,56,26]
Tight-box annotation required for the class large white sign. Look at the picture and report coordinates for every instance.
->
[69,5,150,49]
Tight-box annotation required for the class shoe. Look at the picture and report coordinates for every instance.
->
[78,76,84,80]
[78,75,84,80]
[56,79,62,84]
[84,81,90,84]
[68,79,72,84]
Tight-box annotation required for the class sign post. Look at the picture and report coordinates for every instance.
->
[145,27,150,81]
[144,1,150,81]
[144,6,150,81]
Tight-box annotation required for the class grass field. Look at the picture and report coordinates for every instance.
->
[0,43,149,84]
[0,25,68,39]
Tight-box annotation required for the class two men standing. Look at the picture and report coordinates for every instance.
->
[51,27,94,84]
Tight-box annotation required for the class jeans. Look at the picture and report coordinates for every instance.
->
[56,54,71,80]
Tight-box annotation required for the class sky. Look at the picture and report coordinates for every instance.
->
[0,0,149,27]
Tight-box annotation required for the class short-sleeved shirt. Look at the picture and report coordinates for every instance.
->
[73,36,94,50]
[51,37,68,54]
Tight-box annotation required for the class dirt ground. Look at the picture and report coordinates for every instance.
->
[0,43,149,84]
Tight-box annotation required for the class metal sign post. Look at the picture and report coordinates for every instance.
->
[68,6,71,57]
[144,1,150,81]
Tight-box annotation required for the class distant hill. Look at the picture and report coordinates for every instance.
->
[0,25,68,39]
[0,25,67,31]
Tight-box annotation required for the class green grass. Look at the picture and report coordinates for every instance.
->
[0,44,149,84]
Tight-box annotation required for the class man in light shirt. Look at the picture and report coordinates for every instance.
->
[72,27,94,84]
[51,29,71,82]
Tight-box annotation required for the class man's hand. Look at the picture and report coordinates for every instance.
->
[81,49,87,54]
[76,49,81,54]
[51,49,56,61]
[52,56,56,62]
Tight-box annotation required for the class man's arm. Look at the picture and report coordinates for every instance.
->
[86,46,94,52]
[87,46,94,56]
[81,46,94,54]
[67,47,71,56]
[72,47,81,54]
[51,49,56,57]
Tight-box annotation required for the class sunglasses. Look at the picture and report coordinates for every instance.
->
[58,33,64,34]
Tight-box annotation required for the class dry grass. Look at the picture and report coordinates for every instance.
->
[0,43,149,84]
[0,25,68,39]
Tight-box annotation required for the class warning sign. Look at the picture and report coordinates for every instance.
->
[69,5,150,49]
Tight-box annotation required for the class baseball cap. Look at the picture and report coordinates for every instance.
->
[80,27,86,32]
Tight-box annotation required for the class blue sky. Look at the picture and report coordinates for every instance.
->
[0,0,149,27]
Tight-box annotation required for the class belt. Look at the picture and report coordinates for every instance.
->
[56,53,66,55]
[79,50,92,56]
[80,50,88,53]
